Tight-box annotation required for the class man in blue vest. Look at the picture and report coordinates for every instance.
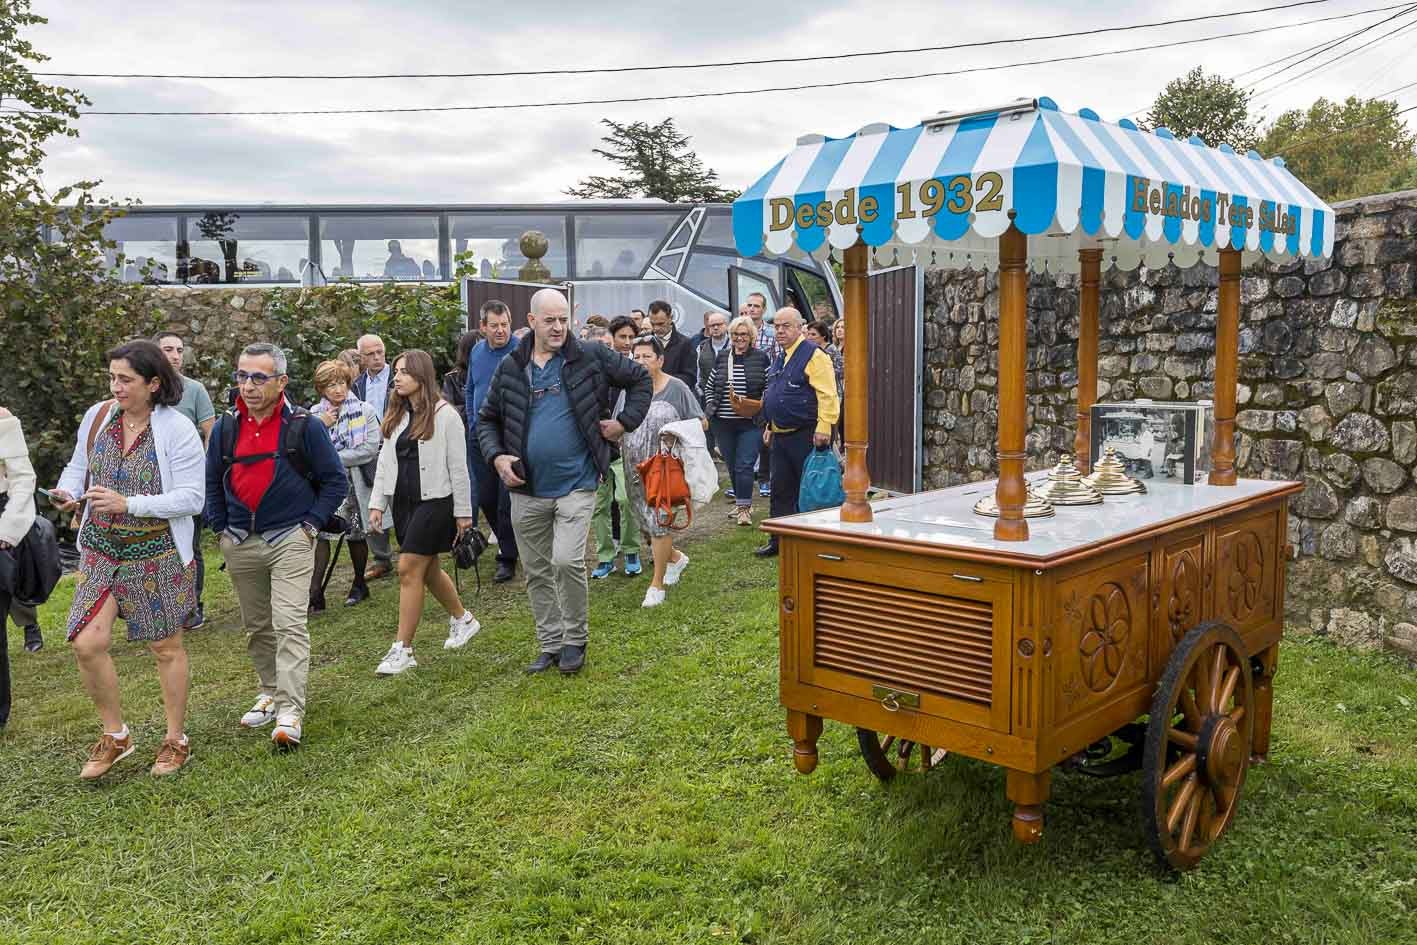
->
[755,307,840,557]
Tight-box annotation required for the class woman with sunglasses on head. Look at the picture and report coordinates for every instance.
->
[50,340,206,779]
[367,350,479,676]
[621,335,707,608]
[702,316,770,527]
[308,359,382,613]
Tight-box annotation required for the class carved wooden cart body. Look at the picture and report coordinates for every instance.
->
[732,96,1335,869]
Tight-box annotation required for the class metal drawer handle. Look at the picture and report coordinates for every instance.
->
[952,573,983,582]
[817,553,844,561]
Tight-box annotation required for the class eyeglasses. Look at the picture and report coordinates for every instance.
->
[232,370,282,386]
[531,382,562,402]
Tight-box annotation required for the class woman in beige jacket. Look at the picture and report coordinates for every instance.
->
[0,406,38,729]
[367,349,478,677]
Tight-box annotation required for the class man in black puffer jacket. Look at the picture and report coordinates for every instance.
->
[478,288,652,676]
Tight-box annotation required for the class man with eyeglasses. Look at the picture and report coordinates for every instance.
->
[352,333,394,579]
[478,289,652,676]
[206,343,347,750]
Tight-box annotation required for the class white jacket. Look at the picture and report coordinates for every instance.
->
[659,418,719,508]
[369,401,473,519]
[57,402,206,567]
[0,412,37,547]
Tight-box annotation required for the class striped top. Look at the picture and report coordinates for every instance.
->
[712,354,753,421]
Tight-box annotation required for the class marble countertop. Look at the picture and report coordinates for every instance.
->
[766,473,1297,560]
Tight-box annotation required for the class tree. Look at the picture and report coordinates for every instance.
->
[1259,96,1417,203]
[566,118,740,202]
[1143,67,1259,153]
[0,2,161,486]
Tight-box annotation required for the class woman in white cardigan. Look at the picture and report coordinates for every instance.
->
[0,406,38,730]
[367,349,478,676]
[51,341,206,780]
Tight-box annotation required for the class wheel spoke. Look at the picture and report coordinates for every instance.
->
[1180,688,1203,731]
[1178,790,1201,853]
[1168,727,1199,750]
[1161,753,1197,789]
[1228,705,1246,724]
[1193,658,1211,718]
[1166,773,1199,833]
[880,735,895,755]
[920,744,933,771]
[1216,665,1241,713]
[1209,647,1227,713]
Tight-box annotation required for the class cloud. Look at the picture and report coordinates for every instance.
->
[29,0,1398,205]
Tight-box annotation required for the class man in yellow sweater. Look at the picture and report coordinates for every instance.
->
[755,307,840,558]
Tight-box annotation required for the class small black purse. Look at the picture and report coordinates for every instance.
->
[451,526,489,594]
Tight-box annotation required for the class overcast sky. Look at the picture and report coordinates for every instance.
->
[27,0,1417,205]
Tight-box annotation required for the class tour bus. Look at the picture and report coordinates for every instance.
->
[88,201,842,329]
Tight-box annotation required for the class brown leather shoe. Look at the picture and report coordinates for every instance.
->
[150,737,191,776]
[80,731,135,780]
[364,564,391,581]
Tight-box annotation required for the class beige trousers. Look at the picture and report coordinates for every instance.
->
[221,528,315,719]
[510,489,596,652]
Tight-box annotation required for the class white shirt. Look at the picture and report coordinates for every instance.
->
[363,365,391,420]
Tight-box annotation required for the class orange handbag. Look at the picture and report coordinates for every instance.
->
[636,448,693,530]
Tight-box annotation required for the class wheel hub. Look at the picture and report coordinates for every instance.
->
[1196,715,1244,788]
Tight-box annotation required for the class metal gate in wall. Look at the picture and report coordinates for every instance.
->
[866,264,923,494]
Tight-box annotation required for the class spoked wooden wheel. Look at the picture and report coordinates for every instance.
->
[856,729,949,782]
[1141,621,1254,871]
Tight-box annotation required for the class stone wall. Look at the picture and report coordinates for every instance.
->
[921,189,1417,658]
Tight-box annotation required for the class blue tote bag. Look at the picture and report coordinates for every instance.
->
[798,446,846,513]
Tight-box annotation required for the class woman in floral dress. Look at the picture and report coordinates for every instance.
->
[52,341,206,781]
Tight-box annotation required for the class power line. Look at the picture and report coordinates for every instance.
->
[27,0,1353,81]
[4,6,1405,119]
[1249,4,1417,98]
[1242,2,1416,90]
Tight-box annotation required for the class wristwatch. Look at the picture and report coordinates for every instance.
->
[300,522,319,541]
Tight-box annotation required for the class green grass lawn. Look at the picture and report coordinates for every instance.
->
[2,518,1415,945]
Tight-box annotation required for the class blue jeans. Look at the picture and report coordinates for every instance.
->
[711,417,760,508]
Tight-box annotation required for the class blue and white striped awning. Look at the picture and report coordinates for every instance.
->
[732,97,1334,273]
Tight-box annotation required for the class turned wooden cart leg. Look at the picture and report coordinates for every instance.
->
[1006,769,1051,844]
[1250,644,1279,764]
[787,710,823,774]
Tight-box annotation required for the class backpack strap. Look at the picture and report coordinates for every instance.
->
[218,403,316,483]
[81,399,117,490]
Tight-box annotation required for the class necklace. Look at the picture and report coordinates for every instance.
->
[123,413,150,433]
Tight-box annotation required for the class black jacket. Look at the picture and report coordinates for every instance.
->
[696,337,730,399]
[661,328,698,391]
[442,368,469,426]
[477,334,652,494]
[703,346,769,418]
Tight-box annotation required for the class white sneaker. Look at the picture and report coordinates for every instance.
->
[240,695,277,728]
[375,642,417,676]
[642,585,666,608]
[663,552,690,586]
[444,612,482,650]
[271,714,302,748]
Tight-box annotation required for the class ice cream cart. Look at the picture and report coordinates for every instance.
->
[732,96,1334,869]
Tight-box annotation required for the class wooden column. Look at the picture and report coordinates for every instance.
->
[1074,248,1102,475]
[995,225,1029,542]
[1209,247,1241,486]
[840,240,872,523]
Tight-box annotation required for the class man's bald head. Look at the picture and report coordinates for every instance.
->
[528,288,571,354]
